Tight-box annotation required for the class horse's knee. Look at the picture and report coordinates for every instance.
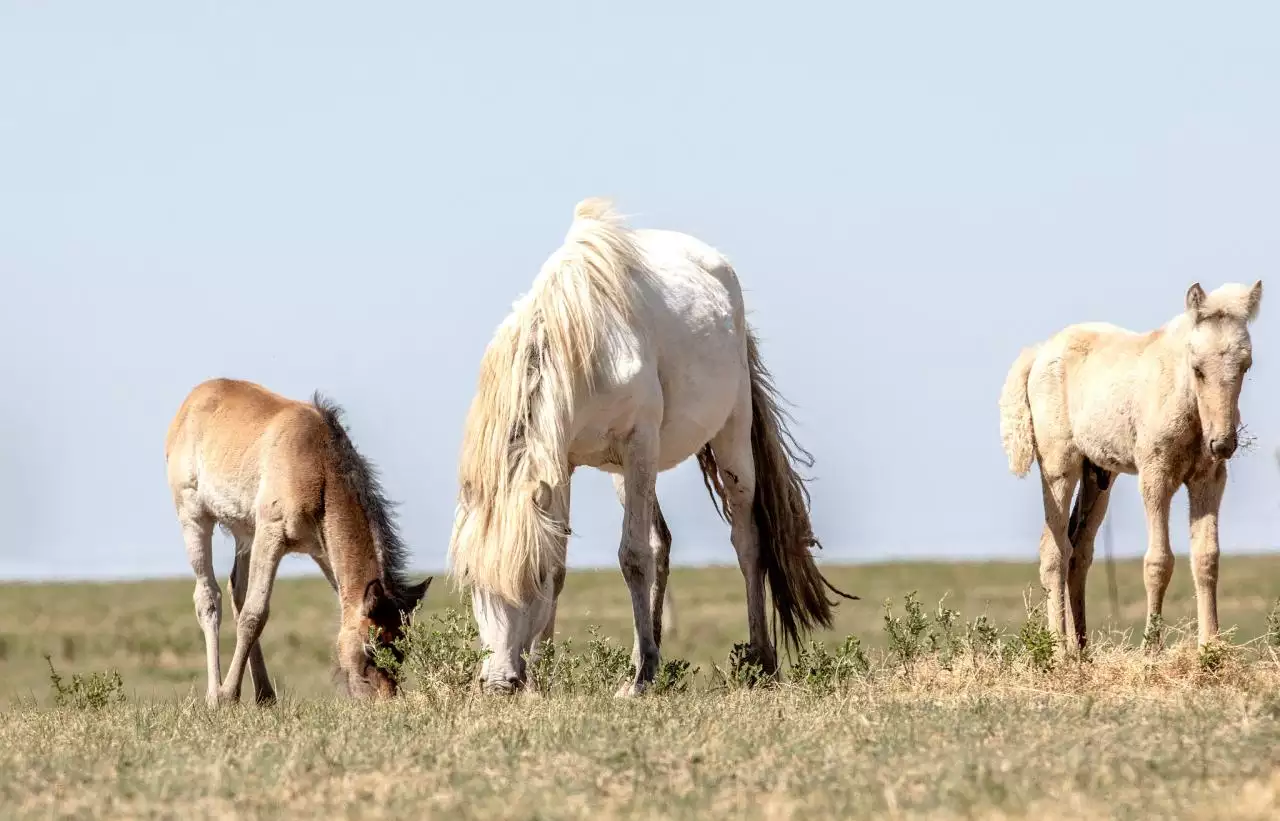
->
[1069,545,1094,576]
[618,541,652,584]
[1039,537,1069,581]
[193,582,220,620]
[236,604,269,638]
[1143,550,1173,586]
[1191,547,1219,584]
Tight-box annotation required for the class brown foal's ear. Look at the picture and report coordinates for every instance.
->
[405,576,432,608]
[362,578,387,618]
[1185,282,1207,320]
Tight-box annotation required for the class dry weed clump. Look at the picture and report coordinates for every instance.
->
[367,589,1280,705]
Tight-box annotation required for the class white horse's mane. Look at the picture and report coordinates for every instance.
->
[449,198,645,604]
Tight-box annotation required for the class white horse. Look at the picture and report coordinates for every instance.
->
[1000,281,1262,651]
[449,198,853,695]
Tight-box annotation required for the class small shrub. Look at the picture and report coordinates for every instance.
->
[930,596,962,670]
[524,627,636,696]
[1265,599,1280,650]
[1014,594,1056,673]
[790,636,870,692]
[714,641,772,690]
[526,636,579,694]
[1198,639,1231,674]
[651,657,698,695]
[883,592,929,673]
[374,606,490,694]
[46,656,125,710]
[579,626,635,693]
[964,613,1005,661]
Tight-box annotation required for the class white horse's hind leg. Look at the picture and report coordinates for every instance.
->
[1037,466,1079,650]
[1185,462,1226,646]
[611,475,673,650]
[708,402,777,675]
[615,435,661,696]
[179,502,221,707]
[229,534,276,705]
[651,503,673,649]
[219,519,286,704]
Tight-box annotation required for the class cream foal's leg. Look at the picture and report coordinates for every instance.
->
[230,533,276,705]
[616,435,661,696]
[1066,468,1113,651]
[611,475,673,651]
[179,502,221,707]
[708,402,776,675]
[1186,463,1226,646]
[1138,467,1176,648]
[1037,467,1079,649]
[219,521,285,704]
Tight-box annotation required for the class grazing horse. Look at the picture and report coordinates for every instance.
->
[165,379,431,705]
[1000,281,1262,651]
[449,198,853,696]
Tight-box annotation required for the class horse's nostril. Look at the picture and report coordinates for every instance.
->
[1209,436,1237,459]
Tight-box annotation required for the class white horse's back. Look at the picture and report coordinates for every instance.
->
[569,228,748,472]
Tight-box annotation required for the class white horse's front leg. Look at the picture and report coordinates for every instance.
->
[611,475,673,654]
[524,563,567,695]
[616,435,660,696]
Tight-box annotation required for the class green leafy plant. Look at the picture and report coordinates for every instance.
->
[883,591,930,673]
[790,636,870,692]
[46,655,125,709]
[1014,593,1056,673]
[373,606,490,694]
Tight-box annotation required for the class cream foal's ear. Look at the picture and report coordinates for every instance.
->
[1185,282,1207,319]
[1246,279,1263,322]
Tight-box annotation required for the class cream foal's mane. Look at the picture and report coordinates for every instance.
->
[449,198,645,604]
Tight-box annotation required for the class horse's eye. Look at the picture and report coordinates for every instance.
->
[1193,366,1205,381]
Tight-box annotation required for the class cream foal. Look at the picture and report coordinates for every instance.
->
[1001,281,1261,651]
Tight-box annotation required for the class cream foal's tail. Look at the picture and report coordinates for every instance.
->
[999,346,1040,477]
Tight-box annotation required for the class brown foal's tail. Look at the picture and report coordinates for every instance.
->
[696,328,857,654]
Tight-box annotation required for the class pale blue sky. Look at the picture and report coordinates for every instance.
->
[1,2,1278,580]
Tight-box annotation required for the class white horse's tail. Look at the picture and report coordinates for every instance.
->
[999,346,1040,477]
[698,328,856,654]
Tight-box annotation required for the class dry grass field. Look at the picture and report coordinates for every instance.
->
[2,556,1279,819]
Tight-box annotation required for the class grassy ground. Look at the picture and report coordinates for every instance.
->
[2,556,1279,819]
